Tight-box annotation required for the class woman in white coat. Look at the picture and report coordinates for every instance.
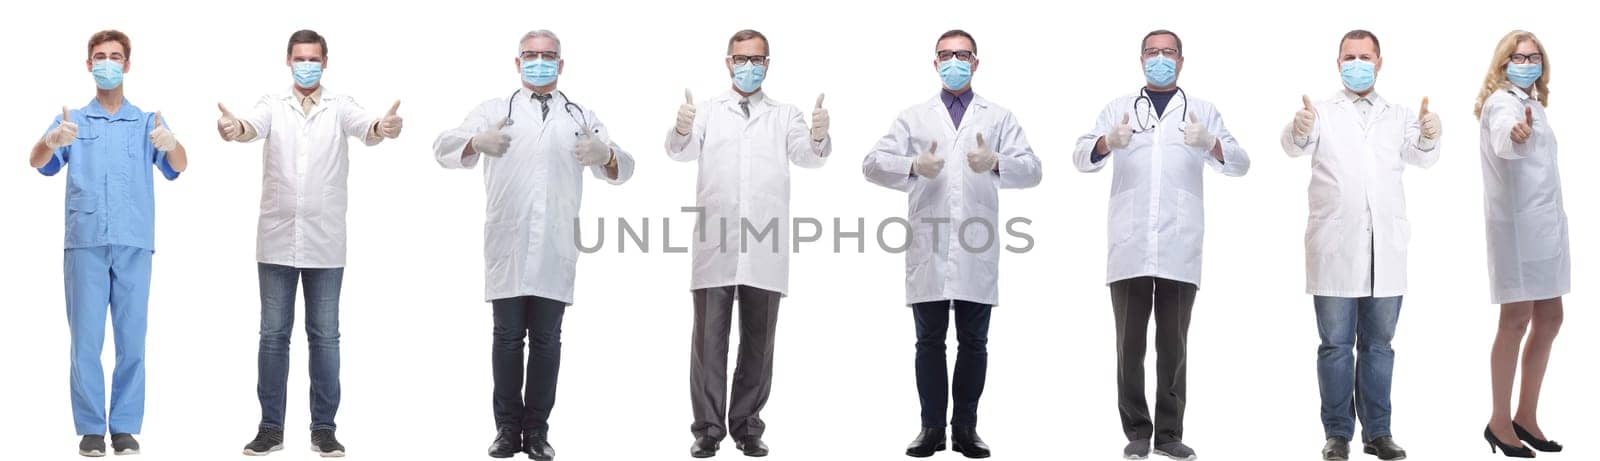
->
[1475,30,1567,458]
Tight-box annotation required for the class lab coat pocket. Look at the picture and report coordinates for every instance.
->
[484,220,520,294]
[1306,217,1342,255]
[1108,189,1140,248]
[1514,203,1563,262]
[1388,216,1411,252]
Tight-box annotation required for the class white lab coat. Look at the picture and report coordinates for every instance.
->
[1072,90,1249,287]
[862,93,1042,306]
[434,89,635,303]
[1479,86,1569,304]
[236,88,382,268]
[1281,90,1440,298]
[664,90,829,296]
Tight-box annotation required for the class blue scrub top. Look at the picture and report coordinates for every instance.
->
[38,98,180,251]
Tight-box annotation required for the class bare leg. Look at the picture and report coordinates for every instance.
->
[1488,302,1532,445]
[1513,296,1564,439]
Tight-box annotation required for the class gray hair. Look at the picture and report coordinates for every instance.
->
[518,30,561,54]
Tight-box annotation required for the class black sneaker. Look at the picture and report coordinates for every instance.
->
[311,429,345,458]
[110,434,140,456]
[243,428,284,456]
[79,435,107,457]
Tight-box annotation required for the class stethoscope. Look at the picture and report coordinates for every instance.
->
[503,89,598,137]
[1131,87,1188,134]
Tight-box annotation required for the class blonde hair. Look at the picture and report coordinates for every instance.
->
[1474,30,1550,118]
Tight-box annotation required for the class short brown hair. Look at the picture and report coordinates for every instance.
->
[87,30,130,59]
[1340,29,1381,56]
[287,29,328,58]
[727,29,769,55]
[937,29,977,55]
[1142,29,1182,56]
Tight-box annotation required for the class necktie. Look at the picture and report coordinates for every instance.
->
[740,99,750,118]
[533,93,552,121]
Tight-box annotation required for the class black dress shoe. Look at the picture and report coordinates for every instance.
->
[1484,426,1534,458]
[1321,436,1350,461]
[734,437,768,457]
[690,436,719,458]
[488,427,522,458]
[950,426,991,459]
[1362,436,1407,460]
[1513,422,1563,452]
[523,431,554,461]
[905,427,946,458]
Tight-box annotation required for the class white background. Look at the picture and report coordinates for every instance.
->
[0,0,1591,459]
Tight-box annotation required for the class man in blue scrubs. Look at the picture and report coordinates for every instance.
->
[28,29,188,458]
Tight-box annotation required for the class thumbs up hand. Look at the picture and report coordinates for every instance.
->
[216,103,246,141]
[1182,111,1216,151]
[675,89,696,136]
[149,111,178,152]
[44,106,79,149]
[966,133,998,173]
[1294,95,1317,138]
[377,100,404,139]
[1418,96,1441,140]
[1106,113,1134,151]
[913,140,945,178]
[810,93,829,142]
[472,117,512,157]
[1511,105,1534,144]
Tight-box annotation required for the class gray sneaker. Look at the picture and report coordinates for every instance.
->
[1154,441,1197,461]
[79,435,106,457]
[110,433,140,455]
[1124,439,1151,460]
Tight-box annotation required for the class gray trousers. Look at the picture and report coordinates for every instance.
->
[1110,276,1197,445]
[690,285,781,440]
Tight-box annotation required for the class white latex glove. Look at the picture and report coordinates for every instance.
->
[675,89,696,136]
[966,133,998,172]
[216,103,245,141]
[472,118,511,157]
[1294,95,1317,138]
[575,133,613,166]
[1106,113,1133,151]
[149,112,178,152]
[810,93,829,141]
[913,141,945,179]
[1418,97,1441,140]
[1183,112,1216,151]
[1511,106,1534,144]
[377,100,404,139]
[44,107,78,149]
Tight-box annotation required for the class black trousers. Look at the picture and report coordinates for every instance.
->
[912,300,992,428]
[492,296,567,432]
[1110,276,1197,444]
[690,285,781,441]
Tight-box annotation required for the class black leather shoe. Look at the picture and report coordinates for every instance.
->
[950,426,991,459]
[1513,422,1563,452]
[905,427,946,458]
[1321,437,1350,461]
[734,437,768,457]
[488,427,521,458]
[1484,425,1534,458]
[522,431,554,461]
[1362,436,1407,460]
[690,436,719,458]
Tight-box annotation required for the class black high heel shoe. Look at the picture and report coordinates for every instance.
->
[1485,426,1536,458]
[1513,422,1563,452]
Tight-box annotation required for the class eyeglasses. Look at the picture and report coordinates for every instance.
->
[1509,53,1543,64]
[519,50,560,61]
[1142,48,1180,59]
[728,55,769,66]
[92,52,127,63]
[936,50,975,62]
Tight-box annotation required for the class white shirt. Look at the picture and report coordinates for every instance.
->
[862,92,1042,306]
[664,90,830,295]
[1281,90,1440,298]
[1073,90,1249,287]
[234,86,383,268]
[1478,85,1569,304]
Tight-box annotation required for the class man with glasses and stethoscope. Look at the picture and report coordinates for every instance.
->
[431,29,635,461]
[1072,29,1249,461]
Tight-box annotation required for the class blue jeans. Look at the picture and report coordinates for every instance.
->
[256,263,343,431]
[1314,295,1402,443]
[65,245,152,436]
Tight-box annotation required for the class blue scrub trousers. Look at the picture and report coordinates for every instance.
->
[64,244,151,436]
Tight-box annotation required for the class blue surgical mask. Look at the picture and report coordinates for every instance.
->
[733,62,766,93]
[1143,55,1178,87]
[521,58,559,86]
[1506,63,1542,89]
[293,61,323,89]
[939,59,972,91]
[1340,59,1376,92]
[91,59,123,90]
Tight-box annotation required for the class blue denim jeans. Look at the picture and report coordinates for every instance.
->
[1314,295,1402,443]
[256,263,343,431]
